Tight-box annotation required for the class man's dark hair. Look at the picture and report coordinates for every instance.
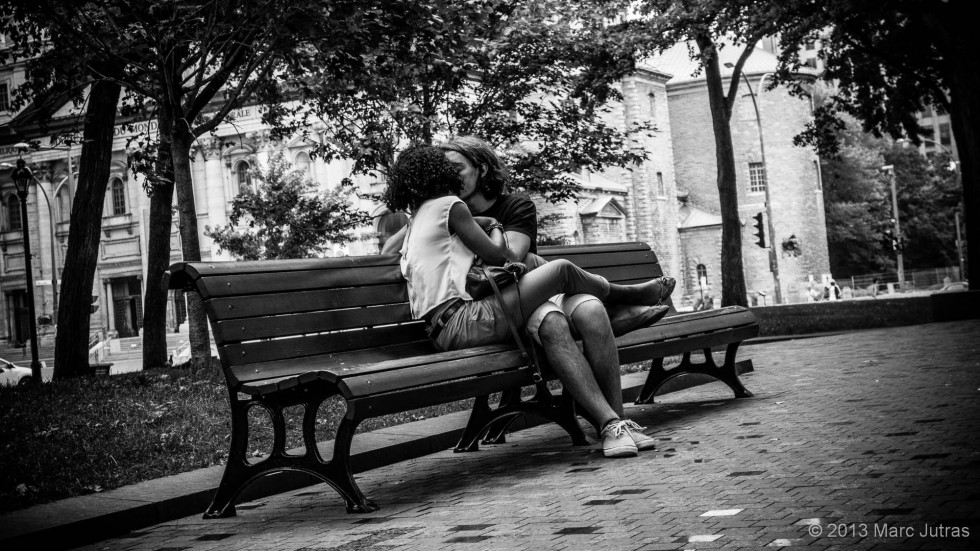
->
[382,145,464,212]
[439,135,509,199]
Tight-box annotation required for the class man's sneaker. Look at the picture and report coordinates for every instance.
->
[622,420,657,451]
[601,420,638,458]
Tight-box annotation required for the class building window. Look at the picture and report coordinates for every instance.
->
[294,151,311,178]
[6,195,22,231]
[0,82,9,113]
[656,172,665,196]
[648,91,657,121]
[804,58,818,69]
[696,263,708,286]
[814,160,822,191]
[57,188,70,221]
[234,160,251,194]
[110,178,126,215]
[749,162,768,193]
[805,40,816,51]
[939,122,952,147]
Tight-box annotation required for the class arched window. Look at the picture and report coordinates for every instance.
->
[110,178,126,215]
[294,151,311,178]
[57,187,70,222]
[6,195,22,231]
[696,264,708,287]
[234,160,251,194]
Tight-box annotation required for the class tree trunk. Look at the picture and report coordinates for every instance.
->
[141,109,176,369]
[53,79,121,379]
[698,37,749,307]
[942,30,979,288]
[170,124,210,369]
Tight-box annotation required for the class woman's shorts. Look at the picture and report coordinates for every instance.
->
[433,296,512,351]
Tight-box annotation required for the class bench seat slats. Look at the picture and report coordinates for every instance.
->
[212,303,415,343]
[207,284,409,321]
[540,250,657,270]
[227,341,515,388]
[618,325,759,364]
[349,370,533,418]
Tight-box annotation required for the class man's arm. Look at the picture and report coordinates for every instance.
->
[380,226,407,255]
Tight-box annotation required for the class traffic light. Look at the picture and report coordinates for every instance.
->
[884,229,898,251]
[91,295,100,314]
[752,212,766,248]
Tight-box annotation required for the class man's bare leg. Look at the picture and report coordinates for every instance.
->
[536,311,619,429]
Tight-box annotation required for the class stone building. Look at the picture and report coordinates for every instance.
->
[540,43,830,307]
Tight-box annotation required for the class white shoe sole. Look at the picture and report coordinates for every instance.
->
[603,445,638,458]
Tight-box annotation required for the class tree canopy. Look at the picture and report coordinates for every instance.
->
[280,0,652,204]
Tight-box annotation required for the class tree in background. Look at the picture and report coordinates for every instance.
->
[206,152,371,260]
[772,0,977,288]
[818,114,892,277]
[883,145,962,271]
[284,0,651,204]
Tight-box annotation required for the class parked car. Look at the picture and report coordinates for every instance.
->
[937,281,968,293]
[0,358,34,387]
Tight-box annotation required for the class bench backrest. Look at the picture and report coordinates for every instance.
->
[167,242,665,384]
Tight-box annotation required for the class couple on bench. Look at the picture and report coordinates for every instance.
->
[382,137,676,458]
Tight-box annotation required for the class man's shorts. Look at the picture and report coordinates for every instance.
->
[524,293,603,344]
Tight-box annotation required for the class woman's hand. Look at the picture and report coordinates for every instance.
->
[471,216,500,232]
[448,203,514,265]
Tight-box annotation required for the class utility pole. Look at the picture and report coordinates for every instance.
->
[882,165,905,290]
[955,209,965,280]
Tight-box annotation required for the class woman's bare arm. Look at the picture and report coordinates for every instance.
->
[448,202,517,265]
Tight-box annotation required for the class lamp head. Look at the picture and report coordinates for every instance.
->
[10,158,33,196]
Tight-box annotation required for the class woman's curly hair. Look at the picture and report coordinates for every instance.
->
[382,145,464,212]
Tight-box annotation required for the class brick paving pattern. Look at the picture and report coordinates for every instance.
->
[78,321,980,550]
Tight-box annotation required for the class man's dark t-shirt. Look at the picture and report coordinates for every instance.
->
[472,194,538,254]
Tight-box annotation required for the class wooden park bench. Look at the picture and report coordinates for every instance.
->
[165,242,758,518]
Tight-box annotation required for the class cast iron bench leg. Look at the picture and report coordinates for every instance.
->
[634,343,754,404]
[203,392,251,519]
[455,384,590,453]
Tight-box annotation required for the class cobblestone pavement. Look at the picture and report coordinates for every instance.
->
[78,321,980,551]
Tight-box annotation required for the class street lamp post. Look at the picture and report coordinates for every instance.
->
[10,158,43,383]
[727,64,782,304]
[881,165,905,291]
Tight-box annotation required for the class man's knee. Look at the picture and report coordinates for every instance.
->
[537,311,573,345]
[570,299,610,334]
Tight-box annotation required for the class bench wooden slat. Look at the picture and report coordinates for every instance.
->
[540,250,659,271]
[226,341,522,389]
[206,284,408,321]
[212,303,415,344]
[194,265,404,300]
[339,350,530,398]
[618,325,759,364]
[219,323,429,366]
[349,370,533,418]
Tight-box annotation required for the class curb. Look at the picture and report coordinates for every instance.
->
[0,366,755,550]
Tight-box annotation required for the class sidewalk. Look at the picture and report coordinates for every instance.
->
[4,320,979,550]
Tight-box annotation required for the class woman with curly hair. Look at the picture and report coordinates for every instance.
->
[384,145,675,458]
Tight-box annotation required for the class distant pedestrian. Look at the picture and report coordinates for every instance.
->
[828,280,842,301]
[869,278,880,299]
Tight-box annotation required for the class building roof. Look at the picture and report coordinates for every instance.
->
[564,171,630,194]
[641,40,818,86]
[678,203,722,229]
[579,196,627,217]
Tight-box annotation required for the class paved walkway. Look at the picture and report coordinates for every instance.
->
[36,321,980,549]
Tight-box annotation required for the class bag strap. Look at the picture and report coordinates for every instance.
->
[483,265,545,384]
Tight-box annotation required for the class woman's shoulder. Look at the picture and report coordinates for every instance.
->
[421,195,465,210]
